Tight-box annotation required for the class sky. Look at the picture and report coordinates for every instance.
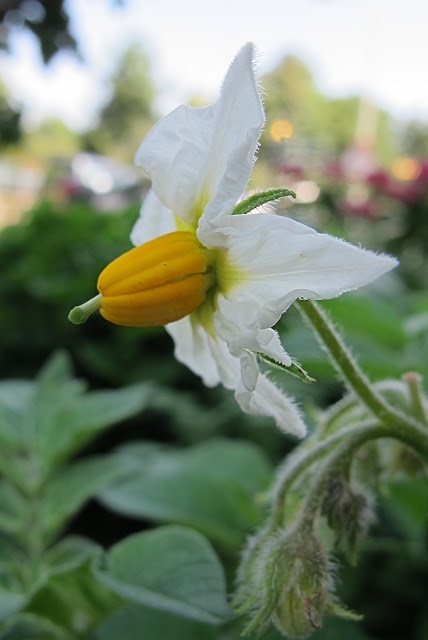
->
[1,0,428,131]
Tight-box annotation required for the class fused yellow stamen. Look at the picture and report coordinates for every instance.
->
[68,229,248,328]
[95,230,213,327]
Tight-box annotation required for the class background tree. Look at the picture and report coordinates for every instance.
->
[0,0,76,63]
[401,120,428,156]
[0,0,126,63]
[83,42,156,162]
[256,54,396,179]
[0,77,21,146]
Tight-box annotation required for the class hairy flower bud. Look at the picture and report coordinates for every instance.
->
[270,531,333,638]
[235,527,335,638]
[322,473,373,564]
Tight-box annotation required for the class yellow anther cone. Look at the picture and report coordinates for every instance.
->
[69,231,213,327]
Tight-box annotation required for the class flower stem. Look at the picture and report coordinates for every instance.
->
[403,371,428,426]
[296,299,426,437]
[270,419,379,528]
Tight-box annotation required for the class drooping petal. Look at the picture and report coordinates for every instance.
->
[166,316,238,389]
[213,295,292,381]
[235,362,306,437]
[204,211,398,328]
[130,189,176,247]
[135,43,264,226]
[166,315,305,436]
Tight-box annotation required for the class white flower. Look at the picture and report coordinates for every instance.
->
[69,43,397,437]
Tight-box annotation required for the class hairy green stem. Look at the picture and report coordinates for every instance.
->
[403,371,428,426]
[296,299,426,436]
[271,412,428,530]
[298,428,384,530]
[270,419,379,528]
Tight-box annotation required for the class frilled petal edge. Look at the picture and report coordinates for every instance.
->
[135,43,264,227]
[166,315,306,437]
[201,211,398,328]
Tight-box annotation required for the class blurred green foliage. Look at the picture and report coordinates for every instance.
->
[0,353,234,637]
[0,200,427,639]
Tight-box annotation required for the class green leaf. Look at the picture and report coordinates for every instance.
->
[0,480,28,537]
[95,604,217,640]
[311,615,375,640]
[42,455,132,541]
[44,536,101,576]
[94,526,230,624]
[0,352,152,484]
[380,477,428,551]
[255,352,315,383]
[324,296,406,349]
[46,383,154,465]
[26,558,119,636]
[232,188,296,215]
[0,613,71,640]
[0,589,27,622]
[30,352,152,466]
[99,439,273,550]
[0,381,33,449]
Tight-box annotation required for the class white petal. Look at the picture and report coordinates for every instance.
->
[167,313,305,436]
[206,211,398,327]
[135,43,264,226]
[130,189,176,246]
[235,369,306,437]
[166,316,238,389]
[213,295,292,379]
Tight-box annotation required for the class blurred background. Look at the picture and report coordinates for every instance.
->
[0,1,428,639]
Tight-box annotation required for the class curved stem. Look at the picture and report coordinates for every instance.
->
[271,413,428,530]
[296,299,426,436]
[270,419,379,528]
[403,371,428,427]
[298,432,378,530]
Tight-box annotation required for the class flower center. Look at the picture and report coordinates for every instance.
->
[97,230,215,327]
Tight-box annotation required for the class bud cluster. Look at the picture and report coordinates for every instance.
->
[235,526,337,638]
[321,472,374,565]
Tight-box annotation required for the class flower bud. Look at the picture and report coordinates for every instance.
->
[235,528,335,638]
[322,473,373,564]
[270,532,333,638]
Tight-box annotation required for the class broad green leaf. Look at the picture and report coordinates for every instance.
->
[311,615,376,639]
[324,296,406,349]
[0,481,28,537]
[49,383,154,465]
[32,355,153,466]
[0,381,33,449]
[0,589,27,622]
[0,613,71,640]
[99,439,273,550]
[380,477,428,551]
[44,536,101,576]
[26,559,119,636]
[95,604,217,640]
[94,526,230,624]
[0,381,33,417]
[42,455,132,541]
[0,352,152,483]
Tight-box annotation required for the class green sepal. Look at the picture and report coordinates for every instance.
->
[327,600,363,622]
[255,352,316,384]
[232,188,296,215]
